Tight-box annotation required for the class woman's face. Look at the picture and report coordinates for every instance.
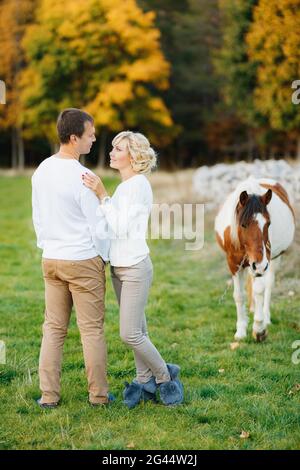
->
[109,139,132,171]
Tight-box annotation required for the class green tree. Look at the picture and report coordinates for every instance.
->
[215,0,264,160]
[139,0,221,167]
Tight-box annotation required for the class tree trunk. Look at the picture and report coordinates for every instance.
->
[297,136,300,161]
[50,141,59,155]
[234,143,239,162]
[11,127,25,171]
[262,147,268,161]
[247,129,254,163]
[97,129,107,168]
[11,127,18,169]
[16,127,24,171]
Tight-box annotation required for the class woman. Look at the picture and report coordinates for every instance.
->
[82,131,183,408]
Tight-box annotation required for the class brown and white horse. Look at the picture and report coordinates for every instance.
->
[215,177,295,341]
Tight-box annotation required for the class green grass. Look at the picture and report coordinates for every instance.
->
[0,175,299,450]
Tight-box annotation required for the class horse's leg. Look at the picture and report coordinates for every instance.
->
[233,269,248,340]
[252,276,267,341]
[263,256,280,326]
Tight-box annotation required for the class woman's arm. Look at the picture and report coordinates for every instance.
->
[82,172,151,238]
[82,172,108,201]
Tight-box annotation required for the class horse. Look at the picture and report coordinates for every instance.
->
[215,176,295,342]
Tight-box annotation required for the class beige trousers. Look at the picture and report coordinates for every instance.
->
[39,256,109,404]
[111,255,170,384]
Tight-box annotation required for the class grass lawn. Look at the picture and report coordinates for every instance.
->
[0,175,299,450]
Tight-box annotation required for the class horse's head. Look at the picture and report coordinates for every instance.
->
[236,189,272,277]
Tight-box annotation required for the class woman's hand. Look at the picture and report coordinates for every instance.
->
[82,172,108,200]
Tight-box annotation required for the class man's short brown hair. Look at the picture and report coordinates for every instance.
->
[57,108,94,143]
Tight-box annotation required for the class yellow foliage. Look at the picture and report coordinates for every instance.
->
[120,54,170,89]
[17,0,173,143]
[247,0,300,130]
[0,0,37,129]
[147,97,173,127]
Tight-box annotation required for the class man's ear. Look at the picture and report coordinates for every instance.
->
[70,134,77,144]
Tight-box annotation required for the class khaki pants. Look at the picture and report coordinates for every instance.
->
[111,255,170,384]
[39,256,108,404]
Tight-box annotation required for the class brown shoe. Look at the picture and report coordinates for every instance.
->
[36,398,59,409]
[89,393,115,406]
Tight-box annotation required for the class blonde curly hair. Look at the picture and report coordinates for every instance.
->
[112,131,157,175]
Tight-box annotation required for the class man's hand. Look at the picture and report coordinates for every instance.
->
[82,172,108,201]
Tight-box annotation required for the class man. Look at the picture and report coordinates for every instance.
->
[32,108,112,408]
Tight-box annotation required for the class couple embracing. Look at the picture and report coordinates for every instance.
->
[32,108,184,409]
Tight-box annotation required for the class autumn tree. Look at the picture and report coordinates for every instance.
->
[247,0,300,158]
[0,0,37,169]
[21,0,174,166]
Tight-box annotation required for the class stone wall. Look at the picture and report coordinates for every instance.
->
[193,159,300,209]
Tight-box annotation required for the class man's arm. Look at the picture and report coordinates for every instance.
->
[80,187,110,261]
[31,176,44,250]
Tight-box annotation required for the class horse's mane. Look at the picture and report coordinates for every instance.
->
[230,177,266,248]
[239,195,265,228]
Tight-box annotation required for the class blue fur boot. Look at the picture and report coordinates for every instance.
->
[159,363,184,406]
[123,377,158,408]
[141,376,158,403]
[123,381,143,409]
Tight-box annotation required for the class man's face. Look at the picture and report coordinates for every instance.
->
[73,121,96,155]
